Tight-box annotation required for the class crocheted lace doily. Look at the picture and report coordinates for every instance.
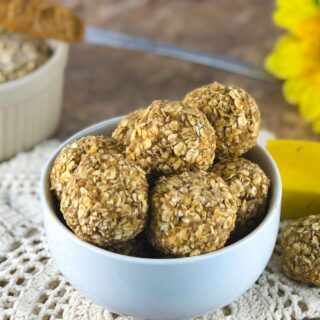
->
[0,140,320,320]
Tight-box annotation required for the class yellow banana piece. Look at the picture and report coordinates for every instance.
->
[267,140,320,219]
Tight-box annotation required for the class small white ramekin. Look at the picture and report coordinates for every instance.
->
[0,40,69,161]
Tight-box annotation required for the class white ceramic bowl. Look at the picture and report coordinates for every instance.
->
[40,117,282,320]
[0,40,69,161]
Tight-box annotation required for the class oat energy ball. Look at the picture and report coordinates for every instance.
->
[148,171,238,256]
[60,152,149,247]
[281,215,320,286]
[50,136,120,198]
[211,158,270,230]
[183,82,260,158]
[112,108,144,145]
[112,100,216,174]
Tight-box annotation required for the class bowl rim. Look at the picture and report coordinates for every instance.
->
[40,116,282,265]
[0,39,68,92]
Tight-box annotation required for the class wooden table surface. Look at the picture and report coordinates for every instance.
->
[55,0,319,141]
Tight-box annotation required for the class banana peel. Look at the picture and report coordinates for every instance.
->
[267,140,320,219]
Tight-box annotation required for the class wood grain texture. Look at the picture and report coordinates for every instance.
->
[53,0,319,141]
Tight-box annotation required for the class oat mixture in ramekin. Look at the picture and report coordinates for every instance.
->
[0,28,52,83]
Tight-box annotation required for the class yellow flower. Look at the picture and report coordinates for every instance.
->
[274,0,320,40]
[265,0,320,132]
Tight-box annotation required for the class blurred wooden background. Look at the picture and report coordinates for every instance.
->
[54,0,319,141]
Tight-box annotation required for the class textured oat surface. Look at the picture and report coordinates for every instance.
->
[280,215,320,287]
[111,108,144,146]
[148,170,238,256]
[211,157,270,234]
[183,82,260,158]
[0,28,52,83]
[113,100,216,174]
[60,152,148,246]
[50,135,121,198]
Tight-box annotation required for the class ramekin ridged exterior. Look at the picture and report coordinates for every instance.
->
[0,40,69,161]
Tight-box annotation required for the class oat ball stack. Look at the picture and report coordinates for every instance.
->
[183,82,260,158]
[112,100,216,174]
[51,81,270,258]
[211,158,270,236]
[148,171,238,256]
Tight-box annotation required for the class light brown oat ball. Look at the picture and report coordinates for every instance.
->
[211,158,270,232]
[60,152,149,247]
[112,100,216,174]
[148,171,238,257]
[281,215,320,286]
[112,109,144,145]
[50,135,120,198]
[183,82,260,158]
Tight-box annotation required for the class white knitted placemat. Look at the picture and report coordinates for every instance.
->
[0,138,320,320]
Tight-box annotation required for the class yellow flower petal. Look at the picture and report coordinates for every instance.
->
[284,73,320,122]
[299,81,320,121]
[269,0,320,134]
[299,38,320,62]
[312,116,320,132]
[283,78,306,104]
[274,0,319,34]
[297,13,320,40]
[265,35,305,79]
